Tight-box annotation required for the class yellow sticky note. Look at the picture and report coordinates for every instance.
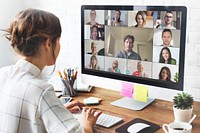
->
[134,85,148,102]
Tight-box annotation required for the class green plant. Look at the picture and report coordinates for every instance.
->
[173,92,194,110]
[174,72,179,83]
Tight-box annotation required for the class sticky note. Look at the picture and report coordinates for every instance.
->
[134,85,148,102]
[120,82,134,98]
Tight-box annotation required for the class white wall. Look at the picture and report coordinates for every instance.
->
[1,0,200,102]
[0,0,24,67]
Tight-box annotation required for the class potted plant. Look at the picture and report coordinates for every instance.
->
[173,92,194,122]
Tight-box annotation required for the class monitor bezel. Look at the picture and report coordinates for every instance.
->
[81,5,187,91]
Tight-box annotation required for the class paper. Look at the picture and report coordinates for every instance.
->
[76,76,93,92]
[120,82,134,98]
[134,85,148,102]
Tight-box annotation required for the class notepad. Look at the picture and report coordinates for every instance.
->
[84,97,99,105]
[120,82,134,98]
[134,85,148,102]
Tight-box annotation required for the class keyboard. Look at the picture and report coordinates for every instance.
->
[95,113,123,128]
[72,111,123,128]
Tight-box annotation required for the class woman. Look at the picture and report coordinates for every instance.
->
[0,8,101,133]
[111,10,123,26]
[159,66,172,81]
[87,55,100,70]
[134,11,146,28]
[90,25,99,40]
[159,47,176,65]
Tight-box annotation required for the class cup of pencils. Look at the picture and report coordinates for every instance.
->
[58,68,78,97]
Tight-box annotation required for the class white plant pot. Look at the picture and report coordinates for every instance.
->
[173,106,193,122]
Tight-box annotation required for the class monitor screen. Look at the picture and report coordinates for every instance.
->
[81,5,187,91]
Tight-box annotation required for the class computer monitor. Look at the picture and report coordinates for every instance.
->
[81,5,187,92]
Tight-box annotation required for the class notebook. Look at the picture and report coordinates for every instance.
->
[115,118,160,133]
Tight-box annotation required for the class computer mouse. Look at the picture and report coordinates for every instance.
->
[127,123,150,133]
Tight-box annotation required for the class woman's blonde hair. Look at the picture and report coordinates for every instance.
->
[135,11,146,27]
[89,55,99,70]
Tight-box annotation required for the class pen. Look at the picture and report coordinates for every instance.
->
[74,70,78,80]
[58,70,71,96]
[63,69,68,81]
[67,69,71,81]
[72,69,75,79]
[58,70,63,78]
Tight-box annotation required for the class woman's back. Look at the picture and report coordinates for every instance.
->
[0,59,81,132]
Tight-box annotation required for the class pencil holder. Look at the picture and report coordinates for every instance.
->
[61,78,78,97]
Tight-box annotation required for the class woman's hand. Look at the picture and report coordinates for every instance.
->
[65,100,85,113]
[78,107,102,133]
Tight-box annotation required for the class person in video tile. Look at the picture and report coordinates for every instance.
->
[107,60,121,73]
[87,55,100,70]
[87,42,98,55]
[111,10,123,26]
[90,25,99,40]
[154,11,176,29]
[86,9,102,27]
[133,62,148,77]
[159,66,172,82]
[161,29,173,47]
[134,11,146,28]
[115,35,141,60]
[159,47,176,65]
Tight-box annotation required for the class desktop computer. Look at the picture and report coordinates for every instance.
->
[81,5,187,103]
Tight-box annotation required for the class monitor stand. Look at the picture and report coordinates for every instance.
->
[110,96,155,111]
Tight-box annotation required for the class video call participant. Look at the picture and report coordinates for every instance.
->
[87,42,98,55]
[134,11,146,28]
[90,25,99,40]
[115,35,141,60]
[0,8,101,133]
[107,60,121,73]
[111,10,123,26]
[161,29,173,47]
[86,9,102,27]
[87,55,100,70]
[154,11,176,29]
[159,47,176,65]
[133,62,148,77]
[159,66,172,82]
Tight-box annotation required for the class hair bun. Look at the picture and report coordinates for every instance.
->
[18,37,26,46]
[11,35,26,48]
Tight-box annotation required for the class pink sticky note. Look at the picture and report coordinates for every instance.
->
[120,82,134,98]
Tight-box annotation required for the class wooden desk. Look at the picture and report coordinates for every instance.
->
[73,87,200,133]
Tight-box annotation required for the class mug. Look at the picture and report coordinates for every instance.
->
[162,122,192,133]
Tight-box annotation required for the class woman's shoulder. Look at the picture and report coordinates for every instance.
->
[29,77,53,92]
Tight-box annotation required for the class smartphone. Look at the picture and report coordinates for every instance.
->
[60,97,72,104]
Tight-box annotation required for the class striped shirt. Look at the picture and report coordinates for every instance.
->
[0,59,84,133]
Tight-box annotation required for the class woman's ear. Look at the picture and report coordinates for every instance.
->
[44,39,52,51]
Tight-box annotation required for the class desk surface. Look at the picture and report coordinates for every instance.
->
[72,87,200,133]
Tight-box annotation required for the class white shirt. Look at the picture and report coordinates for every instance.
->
[0,59,84,133]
